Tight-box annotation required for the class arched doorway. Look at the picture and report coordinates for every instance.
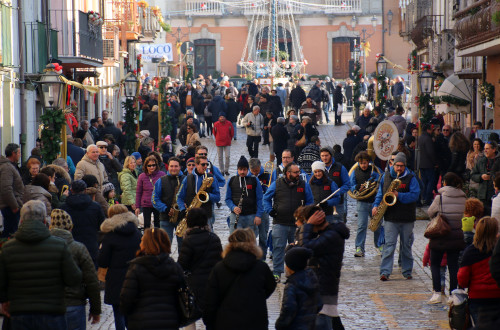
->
[255,26,292,61]
[194,38,216,78]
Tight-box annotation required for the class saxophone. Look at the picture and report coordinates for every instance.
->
[175,177,213,237]
[368,176,401,232]
[169,177,181,223]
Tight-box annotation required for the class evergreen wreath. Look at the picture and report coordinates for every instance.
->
[433,95,470,107]
[40,108,66,164]
[415,93,434,124]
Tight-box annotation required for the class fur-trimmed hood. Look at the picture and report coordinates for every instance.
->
[47,164,72,185]
[100,212,139,233]
[222,241,263,273]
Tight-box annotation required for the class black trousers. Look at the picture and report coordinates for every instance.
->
[246,135,261,158]
[430,248,460,294]
[142,207,160,229]
[334,104,342,124]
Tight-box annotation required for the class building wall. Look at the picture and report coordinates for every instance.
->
[487,55,500,129]
[384,0,411,77]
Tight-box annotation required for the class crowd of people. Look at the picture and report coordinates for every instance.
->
[0,72,500,329]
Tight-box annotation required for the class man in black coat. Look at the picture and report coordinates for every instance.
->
[225,91,241,140]
[179,83,200,113]
[289,84,307,111]
[67,135,85,165]
[271,118,290,166]
[100,119,123,149]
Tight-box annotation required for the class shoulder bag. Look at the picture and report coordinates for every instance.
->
[177,271,202,327]
[424,195,451,239]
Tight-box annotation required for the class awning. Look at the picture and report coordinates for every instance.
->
[435,103,470,114]
[437,74,472,101]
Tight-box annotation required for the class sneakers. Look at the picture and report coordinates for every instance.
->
[428,291,442,304]
[354,247,364,257]
[274,274,281,283]
[405,274,413,280]
[380,274,389,281]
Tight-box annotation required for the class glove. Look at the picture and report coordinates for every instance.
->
[269,209,278,217]
[319,201,329,209]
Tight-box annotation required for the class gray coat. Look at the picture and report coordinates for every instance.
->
[418,131,436,169]
[0,156,24,210]
[427,186,466,251]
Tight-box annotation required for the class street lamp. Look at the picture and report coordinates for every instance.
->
[387,10,394,35]
[185,51,194,67]
[124,73,140,99]
[351,16,357,29]
[37,63,66,109]
[419,70,435,95]
[158,61,169,78]
[376,56,388,76]
[371,15,377,28]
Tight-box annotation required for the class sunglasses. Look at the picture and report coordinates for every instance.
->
[147,164,157,168]
[442,129,450,132]
[200,163,209,167]
[187,163,195,166]
[98,146,107,149]
[197,153,207,156]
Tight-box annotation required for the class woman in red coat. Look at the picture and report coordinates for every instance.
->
[458,217,500,327]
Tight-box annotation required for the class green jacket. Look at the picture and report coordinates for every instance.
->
[471,154,500,200]
[119,168,138,206]
[50,228,101,315]
[0,218,82,315]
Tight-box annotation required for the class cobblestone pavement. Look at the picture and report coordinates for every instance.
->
[87,111,449,329]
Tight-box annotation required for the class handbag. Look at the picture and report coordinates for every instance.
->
[359,95,367,102]
[424,196,451,239]
[177,273,202,327]
[336,103,344,116]
[448,289,471,329]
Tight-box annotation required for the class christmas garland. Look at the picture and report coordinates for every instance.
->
[159,78,172,138]
[376,74,388,109]
[433,95,470,107]
[123,98,137,154]
[415,93,434,125]
[352,61,362,111]
[408,50,418,73]
[40,108,66,164]
[480,82,495,107]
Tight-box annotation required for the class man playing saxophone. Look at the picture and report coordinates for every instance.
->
[371,152,420,281]
[177,155,221,230]
[225,156,263,235]
[152,157,185,245]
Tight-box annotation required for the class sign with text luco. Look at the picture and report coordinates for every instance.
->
[136,43,173,62]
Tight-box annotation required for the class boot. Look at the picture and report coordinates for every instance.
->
[332,316,345,330]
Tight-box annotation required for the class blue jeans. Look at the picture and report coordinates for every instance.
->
[1,207,20,238]
[66,305,86,330]
[10,314,66,330]
[272,224,296,276]
[420,168,435,204]
[380,221,414,277]
[258,212,270,260]
[160,220,183,248]
[232,122,237,139]
[355,201,381,251]
[229,213,259,237]
[322,101,330,123]
[112,304,127,330]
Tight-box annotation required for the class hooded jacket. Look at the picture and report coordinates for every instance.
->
[98,212,141,305]
[120,253,184,330]
[74,154,108,190]
[61,193,105,263]
[203,241,276,330]
[22,185,52,217]
[0,218,82,314]
[275,268,323,330]
[0,156,24,210]
[118,168,138,206]
[50,228,101,315]
[298,222,350,296]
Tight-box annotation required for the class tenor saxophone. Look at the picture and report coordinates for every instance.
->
[368,176,401,232]
[169,178,181,223]
[175,177,213,237]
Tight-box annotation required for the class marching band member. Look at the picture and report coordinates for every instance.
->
[320,146,350,222]
[349,151,381,257]
[177,156,221,230]
[249,158,271,259]
[309,161,340,224]
[195,146,225,187]
[152,157,185,245]
[264,163,314,282]
[225,156,263,235]
[271,149,309,184]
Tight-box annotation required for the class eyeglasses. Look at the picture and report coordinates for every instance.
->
[147,164,157,168]
[197,153,207,156]
[200,163,209,167]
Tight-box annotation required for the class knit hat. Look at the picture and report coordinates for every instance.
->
[186,157,195,165]
[180,146,188,154]
[394,152,407,166]
[102,182,115,194]
[311,161,326,172]
[164,135,171,142]
[71,180,87,193]
[96,141,108,147]
[140,130,150,137]
[320,146,334,156]
[50,209,73,231]
[131,152,142,160]
[237,156,249,169]
[285,247,312,272]
[219,112,226,118]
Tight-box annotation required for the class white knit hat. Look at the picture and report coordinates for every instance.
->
[311,161,326,172]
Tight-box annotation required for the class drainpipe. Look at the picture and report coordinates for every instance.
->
[18,0,27,161]
[381,1,385,55]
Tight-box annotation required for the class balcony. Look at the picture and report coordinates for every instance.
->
[138,6,161,42]
[324,0,361,14]
[410,15,437,50]
[455,56,482,79]
[104,0,142,41]
[50,9,103,67]
[186,0,223,16]
[24,22,58,74]
[454,0,500,55]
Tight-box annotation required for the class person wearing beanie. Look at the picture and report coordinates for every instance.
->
[276,247,322,330]
[213,109,234,175]
[373,151,420,281]
[226,156,264,235]
[49,208,102,326]
[309,161,340,224]
[349,151,382,258]
[102,182,118,206]
[185,157,196,175]
[131,152,143,176]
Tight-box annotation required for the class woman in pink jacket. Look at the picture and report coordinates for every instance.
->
[135,155,166,229]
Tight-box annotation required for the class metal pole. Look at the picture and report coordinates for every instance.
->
[19,0,27,162]
[362,29,366,77]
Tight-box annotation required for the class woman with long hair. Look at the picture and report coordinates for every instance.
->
[118,156,138,212]
[135,155,166,228]
[467,138,484,170]
[426,172,466,304]
[458,217,500,327]
[120,228,185,330]
[203,228,276,330]
[448,132,470,178]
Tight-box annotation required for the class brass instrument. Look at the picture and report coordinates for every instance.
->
[263,161,275,187]
[347,162,381,200]
[175,177,213,237]
[170,177,181,223]
[368,176,401,232]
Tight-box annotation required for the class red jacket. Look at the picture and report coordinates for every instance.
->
[213,120,234,147]
[423,244,447,267]
[458,245,500,299]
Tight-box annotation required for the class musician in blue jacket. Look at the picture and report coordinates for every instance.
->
[250,158,272,260]
[309,161,340,224]
[320,147,350,223]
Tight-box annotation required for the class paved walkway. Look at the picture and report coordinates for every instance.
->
[87,111,448,329]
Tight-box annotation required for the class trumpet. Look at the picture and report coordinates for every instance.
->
[263,161,274,187]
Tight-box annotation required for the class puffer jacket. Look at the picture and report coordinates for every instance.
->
[0,218,81,314]
[118,168,138,206]
[50,228,101,315]
[275,268,322,330]
[0,156,24,210]
[136,170,166,209]
[22,185,52,217]
[427,186,466,251]
[298,222,350,296]
[74,154,108,190]
[98,212,141,305]
[177,228,222,310]
[120,253,184,330]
